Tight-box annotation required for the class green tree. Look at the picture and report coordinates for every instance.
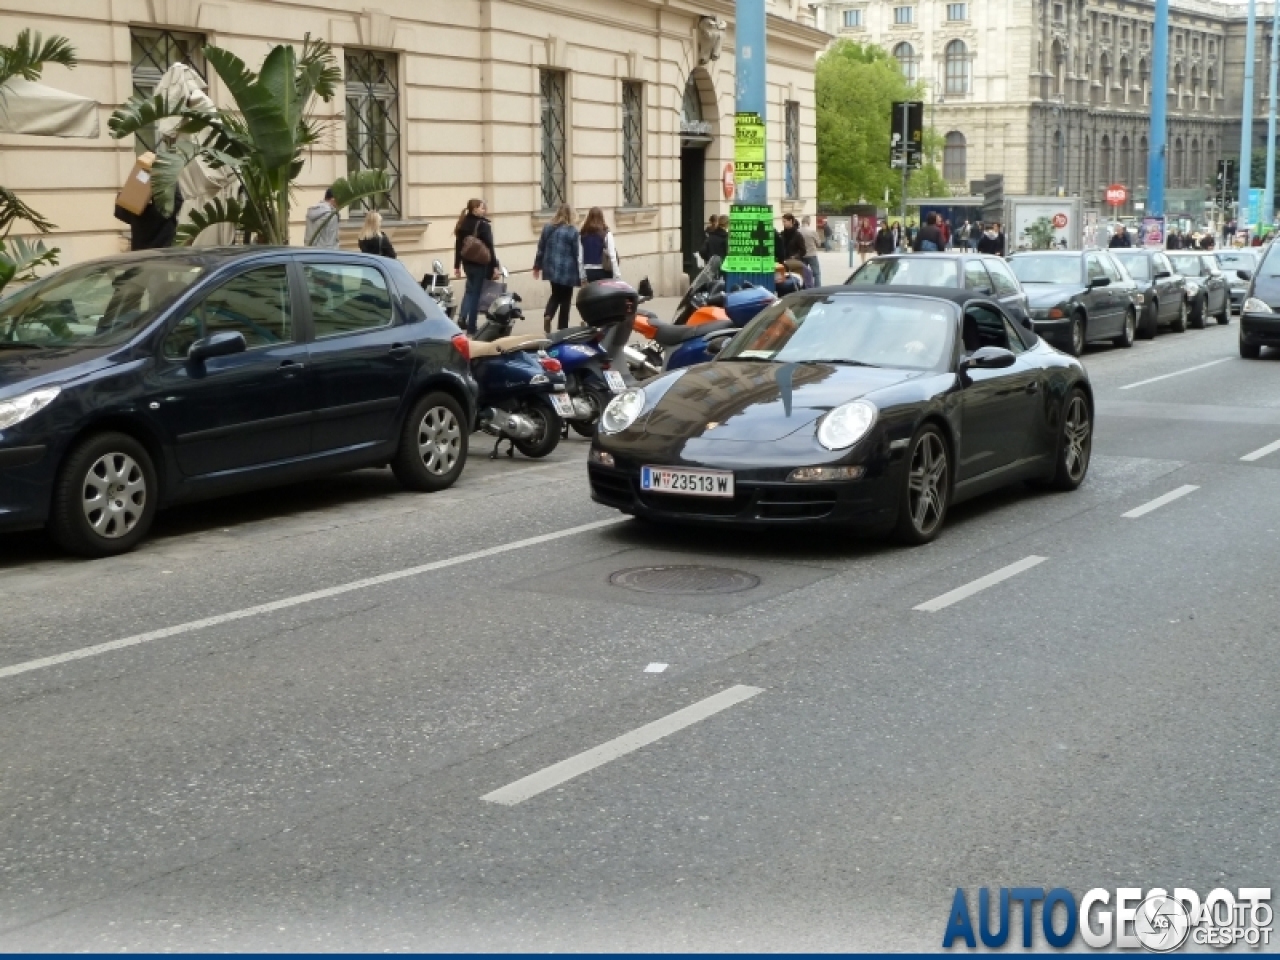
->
[108,35,388,246]
[816,40,948,209]
[0,30,76,294]
[1025,216,1056,250]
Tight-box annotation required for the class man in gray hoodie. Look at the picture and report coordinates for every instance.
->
[304,187,340,248]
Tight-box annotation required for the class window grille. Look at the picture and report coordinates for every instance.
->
[345,50,402,217]
[843,9,862,28]
[946,4,967,22]
[130,28,206,155]
[945,40,970,96]
[540,70,567,211]
[893,42,918,83]
[893,6,913,25]
[784,101,800,200]
[944,132,967,182]
[622,81,644,207]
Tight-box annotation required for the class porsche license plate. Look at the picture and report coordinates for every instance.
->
[604,370,627,393]
[640,466,735,498]
[550,393,574,417]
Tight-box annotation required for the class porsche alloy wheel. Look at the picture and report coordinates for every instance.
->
[1051,391,1092,490]
[896,426,950,545]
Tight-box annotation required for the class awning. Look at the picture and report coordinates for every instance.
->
[0,77,99,138]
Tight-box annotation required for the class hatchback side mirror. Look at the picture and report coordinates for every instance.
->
[1238,269,1254,281]
[188,330,246,366]
[959,346,1016,379]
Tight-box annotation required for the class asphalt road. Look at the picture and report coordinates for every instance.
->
[1,308,1277,950]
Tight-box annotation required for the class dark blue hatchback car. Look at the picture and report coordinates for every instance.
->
[0,248,477,556]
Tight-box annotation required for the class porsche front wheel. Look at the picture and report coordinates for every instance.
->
[894,425,950,546]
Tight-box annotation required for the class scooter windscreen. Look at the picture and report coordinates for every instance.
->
[675,256,722,323]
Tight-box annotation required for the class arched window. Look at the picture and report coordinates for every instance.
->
[945,40,970,96]
[1120,56,1132,104]
[893,42,917,83]
[1139,58,1150,106]
[1100,135,1113,186]
[1207,66,1216,98]
[1052,130,1063,189]
[1084,135,1093,189]
[1052,40,1066,98]
[1137,136,1149,187]
[1120,136,1132,188]
[943,132,967,181]
[1100,53,1112,105]
[1207,138,1217,178]
[1173,136,1184,185]
[1191,66,1201,109]
[1173,63,1184,111]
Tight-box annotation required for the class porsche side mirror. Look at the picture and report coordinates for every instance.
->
[959,346,1016,379]
[1238,269,1254,281]
[1089,276,1111,289]
[188,330,246,366]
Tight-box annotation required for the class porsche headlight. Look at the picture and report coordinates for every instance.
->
[1244,297,1274,315]
[0,385,60,431]
[600,387,646,434]
[816,400,877,451]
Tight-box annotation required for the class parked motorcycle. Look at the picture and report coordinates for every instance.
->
[421,259,457,321]
[468,291,573,459]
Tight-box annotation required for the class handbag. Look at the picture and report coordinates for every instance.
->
[601,231,617,278]
[460,220,491,265]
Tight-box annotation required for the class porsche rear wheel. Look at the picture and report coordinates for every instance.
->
[895,425,950,546]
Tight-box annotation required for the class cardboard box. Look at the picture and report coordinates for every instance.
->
[116,152,156,217]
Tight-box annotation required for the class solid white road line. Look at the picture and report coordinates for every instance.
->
[1117,358,1231,391]
[482,685,764,806]
[1121,484,1200,519]
[0,517,625,682]
[913,556,1048,613]
[1241,438,1280,462]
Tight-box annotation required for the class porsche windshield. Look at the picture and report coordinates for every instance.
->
[1009,256,1083,285]
[719,294,956,372]
[0,259,205,348]
[847,258,960,288]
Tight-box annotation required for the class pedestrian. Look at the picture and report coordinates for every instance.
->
[958,220,970,251]
[777,213,807,262]
[700,215,719,265]
[874,220,896,256]
[799,215,823,285]
[1108,224,1131,249]
[856,217,876,264]
[977,222,1002,255]
[356,210,396,258]
[533,202,581,332]
[913,212,945,252]
[1167,228,1182,251]
[580,206,621,283]
[453,197,501,336]
[304,186,340,248]
[939,218,952,250]
[699,213,729,266]
[115,184,183,251]
[890,221,903,251]
[995,222,1008,256]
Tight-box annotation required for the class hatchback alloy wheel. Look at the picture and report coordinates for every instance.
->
[417,404,462,476]
[81,451,147,539]
[392,391,469,492]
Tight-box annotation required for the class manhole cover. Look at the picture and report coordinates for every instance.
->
[608,565,761,595]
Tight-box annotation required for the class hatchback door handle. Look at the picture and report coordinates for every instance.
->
[389,344,413,359]
[278,360,305,372]
[1025,381,1039,395]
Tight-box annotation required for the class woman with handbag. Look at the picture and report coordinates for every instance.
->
[357,210,396,258]
[533,203,581,332]
[453,198,500,335]
[580,207,621,283]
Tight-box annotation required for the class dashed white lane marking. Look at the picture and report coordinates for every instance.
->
[0,517,625,683]
[482,685,764,806]
[1117,357,1231,390]
[1241,438,1280,462]
[644,663,669,673]
[1122,484,1200,519]
[913,556,1048,612]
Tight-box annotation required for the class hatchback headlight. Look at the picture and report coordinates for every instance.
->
[600,387,646,434]
[816,400,877,451]
[1243,297,1274,315]
[0,385,60,431]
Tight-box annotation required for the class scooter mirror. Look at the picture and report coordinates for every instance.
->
[638,277,654,298]
[433,259,446,274]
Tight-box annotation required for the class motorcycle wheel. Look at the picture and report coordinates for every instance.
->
[570,386,611,438]
[513,398,562,458]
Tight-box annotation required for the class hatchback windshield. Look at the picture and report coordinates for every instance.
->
[1112,253,1151,281]
[1169,255,1205,277]
[0,259,205,348]
[718,294,956,372]
[846,258,960,288]
[1009,256,1082,285]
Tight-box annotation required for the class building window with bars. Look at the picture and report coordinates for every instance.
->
[893,6,913,25]
[345,50,402,218]
[945,40,971,96]
[130,28,205,155]
[946,4,967,22]
[622,81,643,207]
[943,131,967,182]
[784,100,800,200]
[892,42,918,83]
[843,9,862,28]
[540,69,567,211]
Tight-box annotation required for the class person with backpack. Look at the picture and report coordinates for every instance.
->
[356,210,396,258]
[912,212,945,252]
[533,203,581,332]
[454,198,500,335]
[580,206,622,283]
[699,214,728,266]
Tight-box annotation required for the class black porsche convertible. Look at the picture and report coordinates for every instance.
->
[588,287,1093,544]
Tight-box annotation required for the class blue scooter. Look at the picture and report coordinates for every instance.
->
[469,292,572,459]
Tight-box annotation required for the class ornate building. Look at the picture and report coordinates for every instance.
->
[814,0,1276,218]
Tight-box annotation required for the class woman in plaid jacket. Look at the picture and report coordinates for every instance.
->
[533,204,582,332]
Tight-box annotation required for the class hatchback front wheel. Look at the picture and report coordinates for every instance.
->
[392,392,468,491]
[50,432,158,557]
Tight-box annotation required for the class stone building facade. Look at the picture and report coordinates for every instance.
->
[0,0,827,297]
[814,0,1277,219]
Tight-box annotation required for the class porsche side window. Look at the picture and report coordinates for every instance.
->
[965,307,1009,352]
[1001,317,1028,355]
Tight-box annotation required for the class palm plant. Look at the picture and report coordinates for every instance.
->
[0,30,77,294]
[108,34,387,246]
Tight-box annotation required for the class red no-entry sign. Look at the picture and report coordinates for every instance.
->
[1106,184,1128,207]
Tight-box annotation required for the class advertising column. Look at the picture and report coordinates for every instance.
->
[724,0,774,291]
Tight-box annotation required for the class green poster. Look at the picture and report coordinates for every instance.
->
[724,203,776,274]
[734,112,766,184]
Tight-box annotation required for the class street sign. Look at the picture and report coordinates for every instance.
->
[724,204,776,274]
[890,101,924,170]
[1105,184,1128,207]
[722,162,735,200]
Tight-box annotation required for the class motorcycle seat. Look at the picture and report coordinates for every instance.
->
[653,318,733,346]
[468,340,504,359]
[491,334,549,353]
[548,325,598,345]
